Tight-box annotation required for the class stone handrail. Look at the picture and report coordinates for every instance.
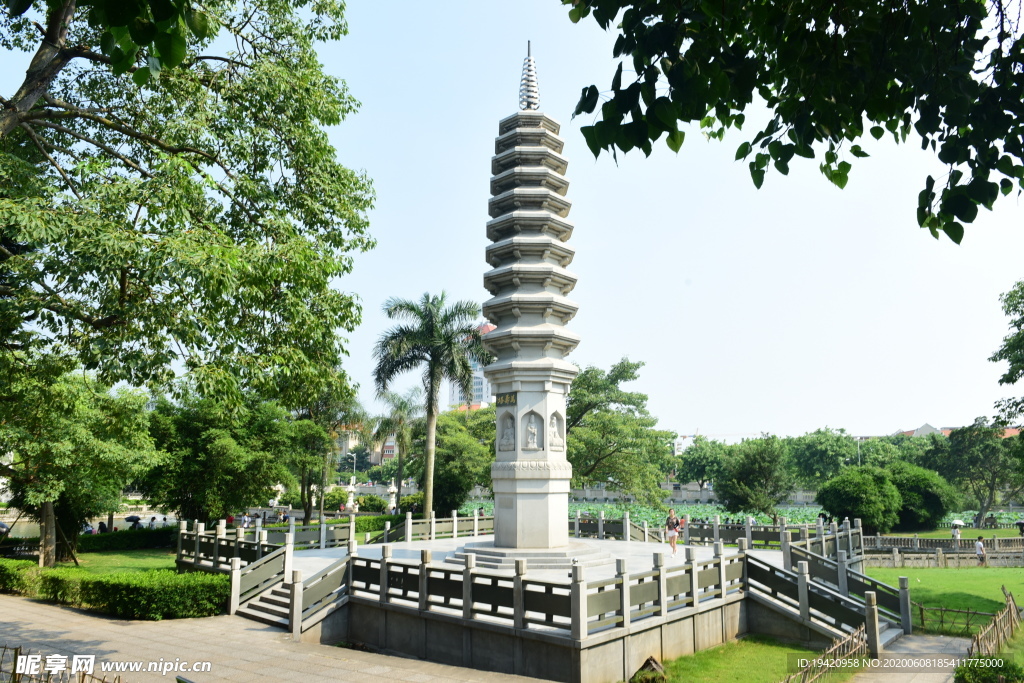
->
[862,535,1024,553]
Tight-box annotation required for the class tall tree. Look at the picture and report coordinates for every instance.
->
[287,419,332,525]
[816,466,902,534]
[788,427,857,487]
[407,409,494,514]
[923,417,1024,527]
[373,293,488,515]
[675,435,727,490]
[566,359,675,505]
[1,0,374,407]
[715,434,795,519]
[565,0,1024,243]
[143,393,290,524]
[375,387,423,510]
[0,357,158,565]
[992,279,1024,420]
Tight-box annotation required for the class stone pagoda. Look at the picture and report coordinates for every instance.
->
[481,47,581,551]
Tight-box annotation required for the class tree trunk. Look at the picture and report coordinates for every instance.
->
[40,501,56,567]
[424,408,438,516]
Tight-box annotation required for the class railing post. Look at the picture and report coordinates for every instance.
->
[837,550,849,596]
[745,517,753,548]
[290,570,303,642]
[513,559,527,629]
[380,545,391,604]
[255,516,262,539]
[913,534,919,551]
[176,521,187,562]
[319,520,327,550]
[258,529,267,560]
[473,509,479,538]
[418,549,432,611]
[617,558,630,627]
[737,538,749,588]
[654,553,668,617]
[899,577,912,635]
[714,542,727,598]
[406,511,414,542]
[429,511,436,541]
[451,510,458,538]
[234,527,244,559]
[462,554,475,619]
[347,512,356,543]
[782,525,792,572]
[643,521,649,543]
[892,547,900,568]
[283,533,294,584]
[598,510,605,539]
[687,547,699,606]
[623,511,631,542]
[683,514,690,545]
[570,564,587,640]
[194,522,204,563]
[228,557,241,615]
[713,515,720,543]
[288,517,296,537]
[864,591,881,657]
[574,510,580,538]
[797,561,810,622]
[936,547,945,568]
[993,536,1000,552]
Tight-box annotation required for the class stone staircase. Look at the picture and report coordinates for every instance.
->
[235,581,289,628]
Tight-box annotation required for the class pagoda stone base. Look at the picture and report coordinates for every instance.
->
[491,462,571,548]
[448,540,615,570]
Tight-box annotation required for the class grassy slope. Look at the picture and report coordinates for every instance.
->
[662,635,858,683]
[57,548,176,575]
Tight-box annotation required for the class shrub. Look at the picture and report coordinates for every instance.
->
[954,659,1024,683]
[78,570,228,620]
[39,568,88,605]
[355,514,404,533]
[816,467,902,534]
[77,527,175,552]
[356,494,388,513]
[400,492,424,511]
[0,559,41,596]
[886,461,960,532]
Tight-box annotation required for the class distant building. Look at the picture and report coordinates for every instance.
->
[448,323,496,407]
[895,423,1020,438]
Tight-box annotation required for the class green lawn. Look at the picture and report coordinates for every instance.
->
[887,528,1024,539]
[659,635,858,683]
[57,548,176,575]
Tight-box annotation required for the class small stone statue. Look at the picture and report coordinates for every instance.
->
[549,414,564,450]
[526,414,539,449]
[498,415,515,451]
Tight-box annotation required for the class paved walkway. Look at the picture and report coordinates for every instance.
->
[848,634,971,683]
[0,596,544,683]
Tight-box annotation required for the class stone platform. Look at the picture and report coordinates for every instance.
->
[449,539,615,570]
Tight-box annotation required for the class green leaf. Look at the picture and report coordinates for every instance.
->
[132,66,151,86]
[750,168,765,189]
[568,6,581,23]
[734,142,751,160]
[666,130,685,153]
[869,126,884,140]
[611,62,623,92]
[574,85,599,117]
[100,31,116,55]
[580,125,602,157]
[185,9,212,39]
[7,0,33,17]
[943,192,978,223]
[128,17,157,45]
[850,145,869,158]
[653,97,676,131]
[154,29,186,68]
[1001,178,1013,195]
[944,221,965,244]
[149,0,175,21]
[104,0,144,27]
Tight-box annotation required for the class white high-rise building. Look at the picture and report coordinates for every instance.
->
[448,323,496,407]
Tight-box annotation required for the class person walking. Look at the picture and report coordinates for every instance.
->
[952,524,960,550]
[976,536,987,565]
[666,508,682,558]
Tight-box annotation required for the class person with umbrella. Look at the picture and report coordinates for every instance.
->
[951,520,965,549]
[125,514,142,530]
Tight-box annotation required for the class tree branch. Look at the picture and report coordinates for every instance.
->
[30,120,154,178]
[19,122,82,200]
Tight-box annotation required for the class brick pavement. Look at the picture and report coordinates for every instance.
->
[0,596,545,682]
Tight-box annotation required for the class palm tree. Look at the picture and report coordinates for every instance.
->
[373,292,488,515]
[376,387,423,509]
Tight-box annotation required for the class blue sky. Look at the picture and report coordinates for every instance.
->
[321,2,1024,440]
[5,1,1024,440]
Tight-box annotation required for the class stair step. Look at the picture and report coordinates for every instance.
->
[236,606,289,629]
[248,600,289,618]
[261,594,290,609]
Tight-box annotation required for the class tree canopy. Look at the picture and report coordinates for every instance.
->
[715,434,794,518]
[816,466,902,534]
[788,427,857,486]
[565,0,1024,243]
[674,435,726,490]
[565,358,675,505]
[1,0,374,407]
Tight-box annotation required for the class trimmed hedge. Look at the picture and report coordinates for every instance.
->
[0,559,228,620]
[954,660,1024,683]
[0,558,41,595]
[78,527,175,552]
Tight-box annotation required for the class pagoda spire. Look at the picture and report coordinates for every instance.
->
[519,42,540,111]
